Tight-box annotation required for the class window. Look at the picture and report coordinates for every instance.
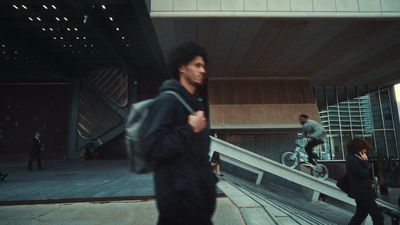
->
[317,86,399,160]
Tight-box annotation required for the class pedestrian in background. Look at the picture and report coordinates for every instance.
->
[346,138,383,225]
[28,132,44,171]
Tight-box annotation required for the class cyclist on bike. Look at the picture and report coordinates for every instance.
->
[298,114,326,165]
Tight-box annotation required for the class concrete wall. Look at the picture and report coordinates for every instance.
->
[208,79,320,129]
[151,0,400,17]
[216,130,296,162]
[0,84,71,161]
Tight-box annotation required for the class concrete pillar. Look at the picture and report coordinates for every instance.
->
[300,164,321,202]
[66,79,80,160]
[389,86,400,157]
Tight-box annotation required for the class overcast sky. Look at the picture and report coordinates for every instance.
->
[396,84,400,103]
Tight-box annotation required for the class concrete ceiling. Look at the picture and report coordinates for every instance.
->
[0,0,166,81]
[152,18,400,87]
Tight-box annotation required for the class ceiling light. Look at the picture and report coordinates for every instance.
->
[109,17,113,21]
[51,5,57,9]
[116,27,119,31]
[21,5,27,9]
[1,45,5,48]
[60,37,63,40]
[84,44,87,47]
[49,28,53,31]
[53,37,56,40]
[83,36,86,40]
[14,51,18,54]
[42,28,46,31]
[63,17,68,21]
[69,44,72,47]
[28,17,33,21]
[76,37,80,40]
[67,28,71,31]
[90,44,93,47]
[63,44,66,47]
[55,17,60,21]
[126,44,130,47]
[121,36,125,39]
[2,51,5,54]
[36,17,41,21]
[12,5,19,10]
[42,5,48,9]
[74,28,78,31]
[101,4,106,9]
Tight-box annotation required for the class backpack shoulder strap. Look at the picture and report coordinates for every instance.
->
[163,91,194,114]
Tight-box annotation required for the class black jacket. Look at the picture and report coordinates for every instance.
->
[142,79,216,224]
[346,154,375,200]
[31,137,42,153]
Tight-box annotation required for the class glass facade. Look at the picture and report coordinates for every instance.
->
[315,87,399,161]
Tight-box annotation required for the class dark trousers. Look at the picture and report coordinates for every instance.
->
[155,168,216,225]
[349,199,384,225]
[305,138,323,162]
[28,151,42,170]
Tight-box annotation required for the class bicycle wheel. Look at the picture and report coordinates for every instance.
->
[312,164,329,180]
[281,152,299,168]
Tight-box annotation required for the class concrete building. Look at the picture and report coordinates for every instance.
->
[149,0,400,171]
[1,1,400,223]
[1,0,400,181]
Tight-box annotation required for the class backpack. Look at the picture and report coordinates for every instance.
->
[125,91,194,173]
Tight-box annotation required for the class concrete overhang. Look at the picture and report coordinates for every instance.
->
[149,0,400,87]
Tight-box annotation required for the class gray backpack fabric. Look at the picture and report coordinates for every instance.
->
[125,91,193,173]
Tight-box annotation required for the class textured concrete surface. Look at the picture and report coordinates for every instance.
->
[0,197,245,225]
[0,160,154,202]
[0,160,223,203]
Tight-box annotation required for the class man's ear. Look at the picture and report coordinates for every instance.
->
[178,65,185,74]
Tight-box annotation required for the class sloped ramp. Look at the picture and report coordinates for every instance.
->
[210,136,398,213]
[218,174,342,225]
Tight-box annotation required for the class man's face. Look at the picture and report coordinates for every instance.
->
[179,56,206,86]
[299,117,307,125]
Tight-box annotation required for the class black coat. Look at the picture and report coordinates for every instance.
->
[31,137,42,153]
[346,154,375,200]
[142,79,216,224]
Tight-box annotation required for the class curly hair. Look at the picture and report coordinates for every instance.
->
[167,42,208,80]
[347,138,373,154]
[298,114,309,119]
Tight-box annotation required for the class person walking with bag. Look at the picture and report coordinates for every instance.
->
[142,42,216,225]
[346,138,383,225]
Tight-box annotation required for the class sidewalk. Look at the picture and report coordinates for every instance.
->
[0,197,245,225]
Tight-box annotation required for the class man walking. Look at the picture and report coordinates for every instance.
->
[299,114,326,165]
[0,125,8,180]
[28,132,44,170]
[142,42,216,225]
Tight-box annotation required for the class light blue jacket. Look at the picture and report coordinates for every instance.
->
[302,119,326,141]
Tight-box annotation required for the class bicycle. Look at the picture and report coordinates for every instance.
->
[281,133,329,180]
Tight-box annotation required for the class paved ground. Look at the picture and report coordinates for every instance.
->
[0,197,245,225]
[0,160,223,203]
[0,160,154,203]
